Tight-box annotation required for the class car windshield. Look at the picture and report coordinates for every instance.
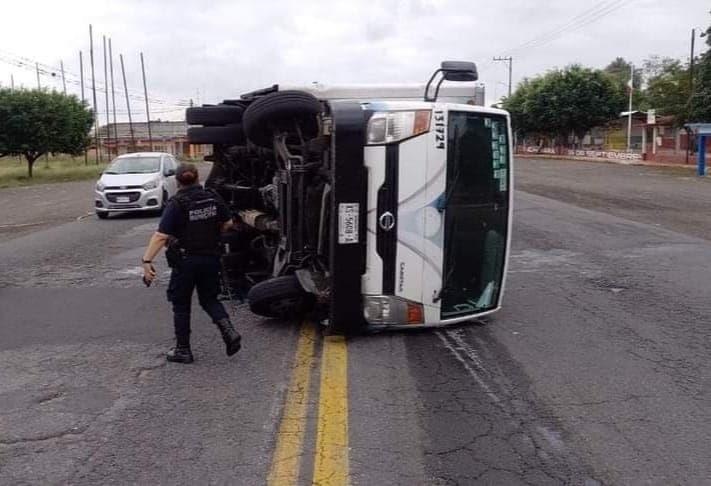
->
[104,157,161,174]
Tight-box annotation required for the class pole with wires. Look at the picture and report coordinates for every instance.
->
[89,24,100,164]
[10,74,14,91]
[120,54,136,152]
[493,56,513,97]
[108,38,118,155]
[626,63,634,152]
[60,60,67,94]
[79,51,88,166]
[103,36,111,158]
[140,52,153,151]
[35,62,40,89]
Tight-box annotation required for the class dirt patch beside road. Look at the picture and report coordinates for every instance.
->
[0,180,97,242]
[515,157,711,241]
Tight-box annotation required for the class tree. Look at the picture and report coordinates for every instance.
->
[689,16,711,122]
[642,56,690,125]
[604,57,643,89]
[0,89,93,177]
[604,57,644,108]
[504,65,625,145]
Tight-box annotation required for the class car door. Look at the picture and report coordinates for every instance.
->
[163,156,178,196]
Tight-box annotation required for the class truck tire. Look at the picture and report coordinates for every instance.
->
[243,91,321,148]
[186,105,245,126]
[247,275,315,319]
[187,125,246,145]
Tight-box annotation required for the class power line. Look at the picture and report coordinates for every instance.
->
[485,0,635,74]
[505,0,634,57]
[0,49,190,107]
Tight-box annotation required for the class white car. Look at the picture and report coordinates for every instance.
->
[94,152,179,219]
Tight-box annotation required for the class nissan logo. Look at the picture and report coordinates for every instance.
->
[379,211,395,231]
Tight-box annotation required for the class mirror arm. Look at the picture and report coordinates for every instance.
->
[424,69,443,102]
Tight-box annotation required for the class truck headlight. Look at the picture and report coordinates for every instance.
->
[366,110,431,145]
[96,181,105,192]
[363,295,424,326]
[142,180,159,190]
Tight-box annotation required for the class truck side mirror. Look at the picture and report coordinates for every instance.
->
[441,61,478,82]
[425,60,478,101]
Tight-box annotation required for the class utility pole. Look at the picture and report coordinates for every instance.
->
[108,38,118,154]
[690,28,696,101]
[103,36,111,158]
[10,74,13,91]
[60,60,67,94]
[80,50,88,165]
[36,62,41,89]
[626,63,634,152]
[140,52,153,151]
[89,24,100,164]
[120,54,136,151]
[493,56,513,97]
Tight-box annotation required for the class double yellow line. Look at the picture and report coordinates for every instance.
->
[267,324,349,486]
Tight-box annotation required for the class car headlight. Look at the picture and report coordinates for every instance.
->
[96,181,105,192]
[142,180,159,190]
[366,110,431,145]
[363,295,424,325]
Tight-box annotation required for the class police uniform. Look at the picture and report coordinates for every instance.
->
[158,184,241,362]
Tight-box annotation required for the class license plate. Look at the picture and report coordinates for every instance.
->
[116,196,130,203]
[338,203,359,244]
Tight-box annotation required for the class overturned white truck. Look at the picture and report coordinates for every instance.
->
[186,61,512,333]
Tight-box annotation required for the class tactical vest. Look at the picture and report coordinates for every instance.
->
[172,186,222,256]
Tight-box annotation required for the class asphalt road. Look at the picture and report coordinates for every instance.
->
[1,158,710,485]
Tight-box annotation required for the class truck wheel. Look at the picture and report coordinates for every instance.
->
[247,275,315,319]
[186,105,245,126]
[243,91,321,148]
[187,125,246,145]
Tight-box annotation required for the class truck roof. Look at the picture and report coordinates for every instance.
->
[278,82,484,105]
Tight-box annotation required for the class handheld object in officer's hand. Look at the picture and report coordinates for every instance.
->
[142,263,156,287]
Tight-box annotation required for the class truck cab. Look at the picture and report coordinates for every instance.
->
[186,61,512,333]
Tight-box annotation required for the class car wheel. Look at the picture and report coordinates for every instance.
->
[96,211,109,220]
[247,275,315,319]
[187,124,246,145]
[242,91,322,148]
[186,104,245,126]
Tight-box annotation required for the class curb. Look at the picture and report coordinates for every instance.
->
[515,153,699,170]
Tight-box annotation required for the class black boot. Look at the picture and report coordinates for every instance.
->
[166,344,194,364]
[215,318,241,356]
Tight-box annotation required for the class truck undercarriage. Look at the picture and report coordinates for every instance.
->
[188,88,352,330]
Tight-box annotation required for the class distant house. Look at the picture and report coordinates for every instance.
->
[96,121,209,159]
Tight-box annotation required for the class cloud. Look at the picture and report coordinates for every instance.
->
[1,0,709,118]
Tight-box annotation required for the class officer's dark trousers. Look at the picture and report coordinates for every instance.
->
[167,255,229,346]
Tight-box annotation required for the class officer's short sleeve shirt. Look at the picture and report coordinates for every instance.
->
[158,200,184,236]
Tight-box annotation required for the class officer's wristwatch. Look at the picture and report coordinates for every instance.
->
[142,259,152,264]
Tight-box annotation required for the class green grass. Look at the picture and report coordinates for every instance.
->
[0,156,107,189]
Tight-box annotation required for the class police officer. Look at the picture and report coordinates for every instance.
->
[142,162,241,364]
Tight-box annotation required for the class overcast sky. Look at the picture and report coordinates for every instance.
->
[1,0,709,122]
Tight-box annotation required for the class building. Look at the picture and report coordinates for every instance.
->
[96,121,209,159]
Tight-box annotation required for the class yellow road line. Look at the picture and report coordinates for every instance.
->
[313,335,349,486]
[267,323,318,486]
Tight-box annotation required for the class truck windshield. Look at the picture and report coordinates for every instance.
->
[440,112,509,319]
